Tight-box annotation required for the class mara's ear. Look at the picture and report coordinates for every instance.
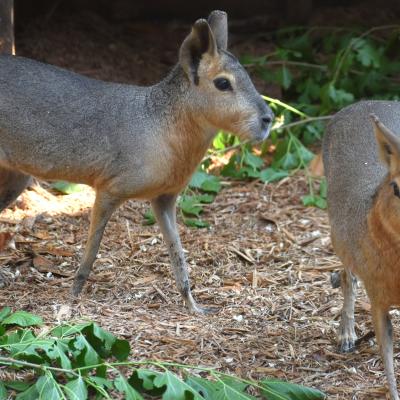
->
[179,19,217,85]
[207,10,228,50]
[370,113,400,174]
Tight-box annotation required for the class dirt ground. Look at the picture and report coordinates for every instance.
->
[2,5,400,400]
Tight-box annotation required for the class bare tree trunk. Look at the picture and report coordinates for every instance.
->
[0,0,14,55]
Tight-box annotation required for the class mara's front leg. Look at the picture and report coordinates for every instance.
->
[151,194,212,314]
[337,268,358,352]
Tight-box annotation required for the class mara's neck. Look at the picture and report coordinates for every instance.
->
[149,64,217,147]
[145,65,217,189]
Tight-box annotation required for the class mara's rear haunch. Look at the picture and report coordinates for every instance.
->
[324,101,400,400]
[0,11,273,313]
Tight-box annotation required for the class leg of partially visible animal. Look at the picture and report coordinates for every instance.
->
[0,167,31,212]
[338,268,358,352]
[151,194,209,314]
[71,191,121,296]
[371,304,399,400]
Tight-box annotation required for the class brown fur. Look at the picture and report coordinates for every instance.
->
[363,180,400,307]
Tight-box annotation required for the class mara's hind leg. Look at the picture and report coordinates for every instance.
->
[371,305,399,400]
[0,167,31,212]
[336,268,358,352]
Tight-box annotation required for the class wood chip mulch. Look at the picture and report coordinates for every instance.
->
[0,174,397,399]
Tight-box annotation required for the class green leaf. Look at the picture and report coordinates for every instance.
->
[4,381,31,392]
[84,323,117,357]
[52,181,84,195]
[273,152,299,170]
[302,195,327,209]
[221,155,242,179]
[242,151,264,170]
[201,179,221,193]
[51,323,91,338]
[153,370,203,400]
[0,307,12,323]
[276,65,292,90]
[321,83,354,108]
[212,377,256,400]
[0,382,7,400]
[189,171,221,193]
[183,218,210,228]
[64,377,88,400]
[354,39,380,68]
[44,340,72,370]
[2,311,43,327]
[115,375,144,400]
[239,166,261,179]
[16,384,39,400]
[293,137,315,165]
[186,376,219,398]
[111,338,131,361]
[73,334,101,367]
[86,376,113,391]
[179,196,203,217]
[143,209,156,225]
[212,131,233,150]
[129,369,163,392]
[259,168,289,183]
[261,379,325,400]
[35,374,62,400]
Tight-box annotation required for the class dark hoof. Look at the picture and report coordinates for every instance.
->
[187,303,219,315]
[199,306,219,315]
[71,277,86,297]
[330,271,341,288]
[338,339,356,353]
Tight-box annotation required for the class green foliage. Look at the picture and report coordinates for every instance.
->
[199,25,400,215]
[51,181,84,195]
[261,379,326,400]
[0,308,326,400]
[302,178,327,209]
[143,170,221,229]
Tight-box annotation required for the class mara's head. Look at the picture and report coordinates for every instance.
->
[178,10,273,142]
[371,114,400,204]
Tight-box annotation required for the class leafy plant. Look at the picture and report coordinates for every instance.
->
[0,308,326,400]
[143,169,222,228]
[302,177,327,209]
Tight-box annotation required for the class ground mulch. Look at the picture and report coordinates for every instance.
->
[0,175,396,399]
[2,5,400,399]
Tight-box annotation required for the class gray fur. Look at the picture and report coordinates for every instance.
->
[0,11,273,313]
[323,101,398,256]
[323,100,400,399]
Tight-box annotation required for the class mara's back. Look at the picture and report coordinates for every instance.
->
[323,100,400,255]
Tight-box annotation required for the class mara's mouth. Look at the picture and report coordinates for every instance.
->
[259,123,272,141]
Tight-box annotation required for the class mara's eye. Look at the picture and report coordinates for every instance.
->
[390,181,400,198]
[213,77,232,91]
